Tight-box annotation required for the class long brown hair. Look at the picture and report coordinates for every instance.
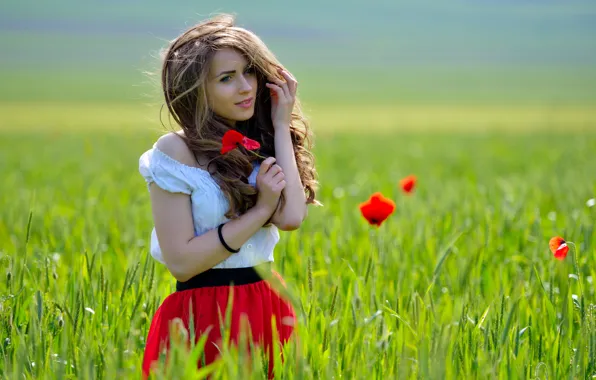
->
[160,14,318,219]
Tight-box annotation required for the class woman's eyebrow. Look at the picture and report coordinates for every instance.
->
[215,64,250,77]
[215,69,236,77]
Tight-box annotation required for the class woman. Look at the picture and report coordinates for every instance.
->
[138,13,319,378]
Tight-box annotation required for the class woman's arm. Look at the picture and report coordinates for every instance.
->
[268,127,307,231]
[150,185,273,282]
[149,134,282,282]
[265,67,308,231]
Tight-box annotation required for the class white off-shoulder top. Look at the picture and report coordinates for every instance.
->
[139,144,279,269]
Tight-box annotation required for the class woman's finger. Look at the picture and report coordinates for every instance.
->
[258,157,276,176]
[268,75,292,98]
[278,74,292,98]
[277,68,297,95]
[266,83,286,101]
[280,80,291,99]
[267,164,282,177]
[272,171,285,183]
[267,77,290,99]
[274,180,287,191]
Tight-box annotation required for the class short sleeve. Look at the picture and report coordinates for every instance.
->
[139,147,193,194]
[150,227,166,264]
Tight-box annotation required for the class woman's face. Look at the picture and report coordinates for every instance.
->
[206,48,258,126]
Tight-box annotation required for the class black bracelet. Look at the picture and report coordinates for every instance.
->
[218,223,240,253]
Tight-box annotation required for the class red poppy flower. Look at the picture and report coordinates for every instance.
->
[359,192,396,227]
[549,236,569,260]
[399,175,417,194]
[220,130,261,154]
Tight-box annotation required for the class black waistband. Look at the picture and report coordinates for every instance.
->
[176,263,271,292]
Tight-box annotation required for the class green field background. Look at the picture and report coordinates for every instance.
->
[1,1,596,379]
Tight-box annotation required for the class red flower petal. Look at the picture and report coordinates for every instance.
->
[221,130,243,154]
[399,175,417,194]
[554,244,569,260]
[549,236,569,260]
[241,136,261,151]
[359,192,396,227]
[220,130,261,154]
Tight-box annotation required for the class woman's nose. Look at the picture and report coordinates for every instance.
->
[238,76,253,92]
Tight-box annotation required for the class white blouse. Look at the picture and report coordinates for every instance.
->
[139,144,279,269]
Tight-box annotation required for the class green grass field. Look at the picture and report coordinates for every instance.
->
[3,1,596,377]
[3,1,596,376]
[1,85,596,378]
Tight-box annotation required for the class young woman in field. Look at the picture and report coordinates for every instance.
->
[138,14,318,378]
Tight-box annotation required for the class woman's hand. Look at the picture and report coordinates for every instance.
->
[266,67,297,129]
[255,156,286,214]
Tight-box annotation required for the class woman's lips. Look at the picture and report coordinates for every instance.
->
[235,98,253,108]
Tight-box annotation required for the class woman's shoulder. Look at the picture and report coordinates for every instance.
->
[139,131,212,194]
[154,131,199,168]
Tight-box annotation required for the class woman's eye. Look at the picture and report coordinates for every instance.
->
[220,75,232,83]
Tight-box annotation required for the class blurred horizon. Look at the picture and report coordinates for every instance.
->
[2,0,596,105]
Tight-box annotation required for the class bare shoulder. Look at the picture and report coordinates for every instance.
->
[155,132,198,168]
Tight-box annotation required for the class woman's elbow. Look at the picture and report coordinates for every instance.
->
[166,262,193,282]
[162,249,194,282]
[278,222,300,231]
[170,269,193,282]
[277,214,306,231]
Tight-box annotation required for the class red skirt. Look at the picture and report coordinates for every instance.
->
[142,263,296,379]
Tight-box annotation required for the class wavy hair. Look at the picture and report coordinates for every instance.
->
[160,14,319,219]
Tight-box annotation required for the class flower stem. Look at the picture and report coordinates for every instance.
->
[566,241,584,300]
[250,151,268,160]
[365,228,380,285]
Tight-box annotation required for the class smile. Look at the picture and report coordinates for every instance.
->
[235,98,254,108]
